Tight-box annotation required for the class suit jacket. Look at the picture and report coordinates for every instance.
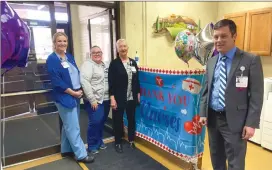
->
[46,52,80,108]
[199,48,264,133]
[108,57,140,109]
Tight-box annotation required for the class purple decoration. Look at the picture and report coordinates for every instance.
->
[1,1,30,69]
[212,48,219,57]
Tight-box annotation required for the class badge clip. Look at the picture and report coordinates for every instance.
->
[240,66,245,77]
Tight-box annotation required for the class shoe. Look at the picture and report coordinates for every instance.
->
[115,144,123,153]
[61,152,74,158]
[90,149,99,154]
[78,155,95,163]
[99,144,107,150]
[129,142,136,149]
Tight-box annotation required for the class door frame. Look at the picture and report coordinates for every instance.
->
[88,9,116,60]
[2,1,120,167]
[56,22,73,54]
[65,1,121,46]
[88,9,109,48]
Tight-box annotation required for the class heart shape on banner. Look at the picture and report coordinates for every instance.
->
[155,76,164,87]
[184,115,203,135]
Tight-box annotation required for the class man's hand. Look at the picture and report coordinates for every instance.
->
[199,117,207,126]
[91,102,98,111]
[242,126,255,140]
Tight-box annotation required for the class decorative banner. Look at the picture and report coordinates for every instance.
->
[124,67,206,163]
[152,14,199,39]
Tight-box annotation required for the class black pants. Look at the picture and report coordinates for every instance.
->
[208,108,247,170]
[113,100,136,144]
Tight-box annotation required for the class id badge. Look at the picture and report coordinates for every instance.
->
[131,66,137,73]
[61,61,70,68]
[236,76,248,88]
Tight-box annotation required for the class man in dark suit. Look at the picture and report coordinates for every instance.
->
[199,19,264,170]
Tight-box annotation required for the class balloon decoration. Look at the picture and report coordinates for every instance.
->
[174,22,218,66]
[174,30,195,66]
[152,14,199,39]
[1,1,30,70]
[194,23,216,66]
[152,14,219,66]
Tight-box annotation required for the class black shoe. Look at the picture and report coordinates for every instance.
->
[129,142,136,149]
[78,155,95,163]
[61,152,75,158]
[115,144,123,153]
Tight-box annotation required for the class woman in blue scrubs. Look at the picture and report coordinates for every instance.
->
[46,32,94,163]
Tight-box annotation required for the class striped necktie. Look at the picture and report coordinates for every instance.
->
[219,56,227,108]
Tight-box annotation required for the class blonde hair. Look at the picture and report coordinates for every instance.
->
[52,32,68,43]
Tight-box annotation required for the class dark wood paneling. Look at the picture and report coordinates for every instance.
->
[2,145,60,166]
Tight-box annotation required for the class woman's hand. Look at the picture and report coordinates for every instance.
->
[72,90,83,98]
[91,102,98,111]
[65,88,83,98]
[110,96,117,110]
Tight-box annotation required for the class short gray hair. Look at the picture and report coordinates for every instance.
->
[116,39,128,50]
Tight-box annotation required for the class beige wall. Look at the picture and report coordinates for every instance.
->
[70,5,81,66]
[120,2,145,65]
[121,2,218,69]
[121,2,272,76]
[217,2,272,77]
[145,2,218,69]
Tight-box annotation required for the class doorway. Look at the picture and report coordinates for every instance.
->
[88,9,117,63]
[1,1,120,167]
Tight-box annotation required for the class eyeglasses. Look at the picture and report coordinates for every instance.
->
[91,52,103,55]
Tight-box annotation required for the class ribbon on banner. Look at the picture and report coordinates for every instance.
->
[124,67,206,163]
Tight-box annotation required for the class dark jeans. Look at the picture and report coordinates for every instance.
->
[84,100,110,151]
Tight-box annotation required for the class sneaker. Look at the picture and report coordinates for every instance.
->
[78,155,95,163]
[90,150,99,154]
[99,144,107,150]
